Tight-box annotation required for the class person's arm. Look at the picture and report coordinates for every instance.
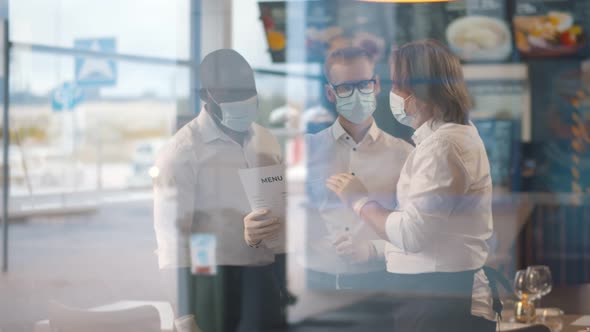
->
[383,140,468,253]
[326,173,393,241]
[358,201,393,240]
[370,240,387,260]
[153,146,194,269]
[243,209,281,248]
[331,234,377,264]
[328,139,469,254]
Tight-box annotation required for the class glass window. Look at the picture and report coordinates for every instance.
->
[10,0,190,59]
[8,49,189,195]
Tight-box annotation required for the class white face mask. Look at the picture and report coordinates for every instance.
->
[210,94,258,132]
[334,90,376,124]
[389,91,414,127]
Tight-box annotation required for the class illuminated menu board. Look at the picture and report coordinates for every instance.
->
[472,119,518,189]
[464,64,530,190]
[305,1,387,63]
[392,0,512,62]
[259,1,287,62]
[529,60,590,193]
[512,0,590,58]
[259,0,514,63]
[259,1,387,63]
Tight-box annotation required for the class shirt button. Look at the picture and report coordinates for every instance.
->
[351,172,355,176]
[346,136,350,140]
[353,148,357,151]
[345,227,349,231]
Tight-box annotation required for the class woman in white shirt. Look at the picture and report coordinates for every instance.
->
[327,40,500,332]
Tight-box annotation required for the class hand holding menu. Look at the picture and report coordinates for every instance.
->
[239,164,287,253]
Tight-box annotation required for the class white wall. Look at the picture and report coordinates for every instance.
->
[200,0,233,58]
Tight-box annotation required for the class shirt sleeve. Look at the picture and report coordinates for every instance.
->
[247,125,284,166]
[385,139,469,254]
[371,239,387,259]
[153,144,195,269]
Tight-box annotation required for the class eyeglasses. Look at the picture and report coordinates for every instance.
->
[330,79,376,98]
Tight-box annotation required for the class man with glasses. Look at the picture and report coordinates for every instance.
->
[304,47,413,290]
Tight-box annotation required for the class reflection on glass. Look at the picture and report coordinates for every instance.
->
[514,269,536,323]
[526,265,553,305]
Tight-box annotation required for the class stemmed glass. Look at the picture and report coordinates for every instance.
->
[514,269,536,323]
[513,266,554,324]
[526,265,553,307]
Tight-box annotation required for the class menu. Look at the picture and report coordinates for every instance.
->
[512,0,590,58]
[238,164,287,253]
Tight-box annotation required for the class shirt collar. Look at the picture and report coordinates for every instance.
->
[196,106,253,144]
[411,119,443,145]
[331,118,380,143]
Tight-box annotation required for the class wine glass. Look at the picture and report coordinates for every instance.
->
[514,270,531,300]
[526,265,553,306]
[514,269,535,323]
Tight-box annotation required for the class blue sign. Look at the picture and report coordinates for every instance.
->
[52,82,84,111]
[74,38,117,86]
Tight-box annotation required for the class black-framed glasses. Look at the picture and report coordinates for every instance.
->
[330,79,377,98]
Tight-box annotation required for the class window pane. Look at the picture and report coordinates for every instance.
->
[10,0,190,59]
[9,49,190,197]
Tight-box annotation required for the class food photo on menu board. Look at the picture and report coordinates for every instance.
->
[259,0,514,64]
[305,1,387,63]
[392,0,512,63]
[512,0,590,58]
[446,15,512,62]
[259,1,387,64]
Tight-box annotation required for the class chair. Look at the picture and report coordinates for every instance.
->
[42,301,161,332]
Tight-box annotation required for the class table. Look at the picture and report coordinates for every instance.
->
[500,315,590,332]
[562,315,590,332]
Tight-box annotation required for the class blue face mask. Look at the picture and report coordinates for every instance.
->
[209,93,258,132]
[389,91,414,127]
[334,90,376,124]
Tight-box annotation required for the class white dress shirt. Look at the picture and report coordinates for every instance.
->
[153,109,282,269]
[305,119,413,274]
[384,120,495,320]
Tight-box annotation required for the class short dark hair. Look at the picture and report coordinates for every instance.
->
[199,49,256,103]
[390,40,471,125]
[324,47,375,82]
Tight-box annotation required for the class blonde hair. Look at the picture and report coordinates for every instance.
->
[324,47,375,83]
[390,40,471,125]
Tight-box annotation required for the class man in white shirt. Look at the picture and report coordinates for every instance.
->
[305,47,413,290]
[153,49,287,332]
